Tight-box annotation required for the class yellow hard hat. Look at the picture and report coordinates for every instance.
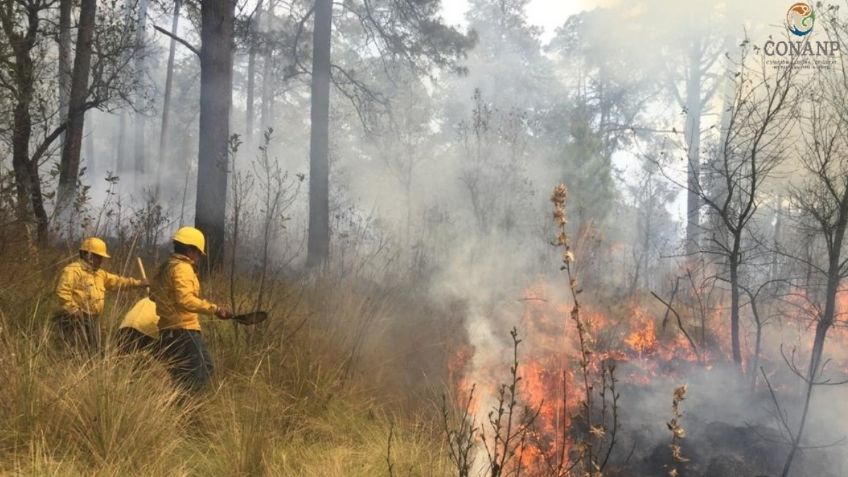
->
[79,237,110,258]
[173,227,206,255]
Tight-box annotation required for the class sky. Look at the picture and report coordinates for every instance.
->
[441,0,587,42]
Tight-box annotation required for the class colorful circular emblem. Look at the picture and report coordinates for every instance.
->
[786,2,815,37]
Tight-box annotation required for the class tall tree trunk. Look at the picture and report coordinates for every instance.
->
[260,54,272,130]
[684,38,703,257]
[706,35,737,239]
[9,13,49,244]
[729,242,742,369]
[115,0,132,177]
[196,0,235,265]
[134,0,149,178]
[155,0,182,199]
[781,204,848,476]
[57,0,72,146]
[85,113,95,182]
[117,112,128,174]
[717,39,736,147]
[260,0,274,131]
[57,0,97,217]
[770,197,783,282]
[245,0,262,146]
[749,296,763,387]
[306,0,333,268]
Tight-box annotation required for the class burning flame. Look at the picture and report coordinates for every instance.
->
[625,315,659,357]
[447,276,848,475]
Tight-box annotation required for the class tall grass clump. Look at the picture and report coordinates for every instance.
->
[0,312,189,475]
[0,242,462,476]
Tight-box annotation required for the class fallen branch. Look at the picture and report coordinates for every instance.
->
[651,290,699,360]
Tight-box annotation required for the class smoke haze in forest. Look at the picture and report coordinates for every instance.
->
[4,0,848,475]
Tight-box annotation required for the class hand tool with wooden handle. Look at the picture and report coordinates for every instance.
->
[136,257,149,295]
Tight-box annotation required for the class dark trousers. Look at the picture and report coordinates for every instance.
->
[117,327,158,354]
[52,313,100,352]
[158,329,214,393]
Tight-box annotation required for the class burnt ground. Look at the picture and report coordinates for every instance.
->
[601,365,846,477]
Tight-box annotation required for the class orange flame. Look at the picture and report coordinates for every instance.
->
[446,277,848,474]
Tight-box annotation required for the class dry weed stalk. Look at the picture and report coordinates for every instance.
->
[441,328,541,477]
[480,328,541,477]
[442,385,478,477]
[550,184,619,477]
[666,384,689,477]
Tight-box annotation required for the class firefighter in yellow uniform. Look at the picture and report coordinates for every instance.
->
[54,237,147,350]
[151,227,230,392]
[118,297,159,353]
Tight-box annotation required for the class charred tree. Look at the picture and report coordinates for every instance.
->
[306,0,333,268]
[196,0,235,265]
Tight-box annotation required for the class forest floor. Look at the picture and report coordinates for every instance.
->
[0,244,465,476]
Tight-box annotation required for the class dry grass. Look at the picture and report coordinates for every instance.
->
[0,244,462,476]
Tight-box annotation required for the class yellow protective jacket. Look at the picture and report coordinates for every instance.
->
[151,253,218,332]
[120,298,160,338]
[56,260,143,316]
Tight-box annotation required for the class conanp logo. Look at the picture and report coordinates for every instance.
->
[763,1,838,64]
[786,2,815,37]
